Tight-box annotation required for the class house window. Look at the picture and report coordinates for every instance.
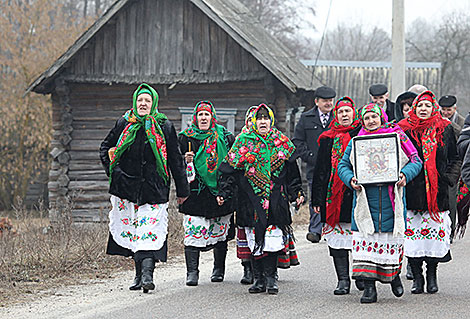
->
[179,107,237,133]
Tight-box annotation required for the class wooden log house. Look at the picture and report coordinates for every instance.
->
[27,0,317,221]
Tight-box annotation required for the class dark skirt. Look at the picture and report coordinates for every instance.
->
[106,232,168,263]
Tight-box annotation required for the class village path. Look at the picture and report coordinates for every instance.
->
[2,228,470,319]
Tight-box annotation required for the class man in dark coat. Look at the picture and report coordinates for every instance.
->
[293,86,336,243]
[369,83,396,122]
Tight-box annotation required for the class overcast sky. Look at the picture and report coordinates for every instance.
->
[307,0,470,39]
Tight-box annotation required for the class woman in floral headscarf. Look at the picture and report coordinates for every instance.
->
[100,83,189,293]
[398,90,460,295]
[178,101,235,286]
[217,104,305,295]
[338,103,422,303]
[311,96,362,295]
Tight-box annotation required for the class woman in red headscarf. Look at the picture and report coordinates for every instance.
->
[398,90,461,295]
[311,96,362,295]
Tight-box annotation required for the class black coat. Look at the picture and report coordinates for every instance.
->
[292,106,332,181]
[100,117,189,205]
[385,99,396,122]
[218,158,304,228]
[404,124,460,212]
[311,127,361,223]
[178,132,235,218]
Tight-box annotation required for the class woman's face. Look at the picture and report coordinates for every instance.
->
[363,112,381,131]
[337,106,354,127]
[256,117,271,135]
[416,100,433,119]
[402,103,411,118]
[197,110,212,130]
[136,93,152,116]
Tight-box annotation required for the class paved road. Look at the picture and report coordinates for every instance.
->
[2,229,470,319]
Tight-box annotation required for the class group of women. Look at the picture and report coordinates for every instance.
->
[100,83,457,302]
[100,83,303,295]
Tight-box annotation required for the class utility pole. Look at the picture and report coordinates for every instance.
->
[391,0,405,100]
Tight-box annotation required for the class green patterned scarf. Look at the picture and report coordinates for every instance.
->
[109,83,169,183]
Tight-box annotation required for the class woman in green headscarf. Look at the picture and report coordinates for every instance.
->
[100,83,189,293]
[178,101,235,286]
[217,104,305,295]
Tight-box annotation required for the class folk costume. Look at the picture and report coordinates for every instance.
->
[338,103,422,303]
[178,101,235,286]
[311,97,361,295]
[100,83,189,293]
[398,91,460,294]
[218,104,304,295]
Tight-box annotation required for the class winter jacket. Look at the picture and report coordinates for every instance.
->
[100,117,189,205]
[178,132,235,218]
[338,140,422,233]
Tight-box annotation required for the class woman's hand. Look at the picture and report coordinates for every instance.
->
[397,173,407,187]
[296,196,305,208]
[177,197,188,205]
[313,206,321,214]
[216,196,225,206]
[185,151,194,164]
[350,177,361,191]
[108,147,116,160]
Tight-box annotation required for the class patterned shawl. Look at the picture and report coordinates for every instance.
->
[240,105,257,134]
[398,91,450,220]
[109,83,168,183]
[226,104,295,252]
[179,101,230,195]
[318,97,360,227]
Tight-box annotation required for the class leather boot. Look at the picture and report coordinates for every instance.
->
[248,258,266,293]
[390,276,404,297]
[406,261,414,280]
[409,258,424,294]
[129,258,142,290]
[211,242,227,282]
[355,278,365,291]
[141,258,155,293]
[185,246,200,286]
[360,279,377,304]
[264,253,279,295]
[240,259,254,285]
[332,256,350,295]
[426,261,439,294]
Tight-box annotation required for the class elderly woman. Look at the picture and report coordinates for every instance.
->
[398,91,460,294]
[338,103,422,303]
[311,97,361,295]
[100,83,189,293]
[217,104,305,295]
[394,91,417,122]
[178,101,235,286]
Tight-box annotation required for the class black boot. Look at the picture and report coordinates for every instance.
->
[264,253,279,295]
[211,243,227,282]
[426,261,439,294]
[332,256,350,295]
[409,258,424,294]
[406,261,414,280]
[248,258,266,293]
[355,278,365,291]
[360,279,377,304]
[390,276,404,297]
[240,259,254,285]
[185,246,200,286]
[129,258,142,290]
[141,258,155,293]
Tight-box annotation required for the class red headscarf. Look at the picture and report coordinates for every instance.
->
[318,97,360,227]
[398,90,450,220]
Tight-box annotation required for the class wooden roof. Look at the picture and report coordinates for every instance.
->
[28,0,315,94]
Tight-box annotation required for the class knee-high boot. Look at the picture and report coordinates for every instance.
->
[360,279,377,304]
[211,242,228,282]
[129,257,142,290]
[426,261,439,294]
[185,246,200,286]
[248,257,266,293]
[409,258,424,294]
[141,258,155,293]
[332,256,350,295]
[264,253,279,295]
[240,258,254,285]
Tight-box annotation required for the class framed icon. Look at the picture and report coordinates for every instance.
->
[353,133,400,185]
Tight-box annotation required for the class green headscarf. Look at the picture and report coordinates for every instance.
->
[109,83,169,183]
[179,101,230,195]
